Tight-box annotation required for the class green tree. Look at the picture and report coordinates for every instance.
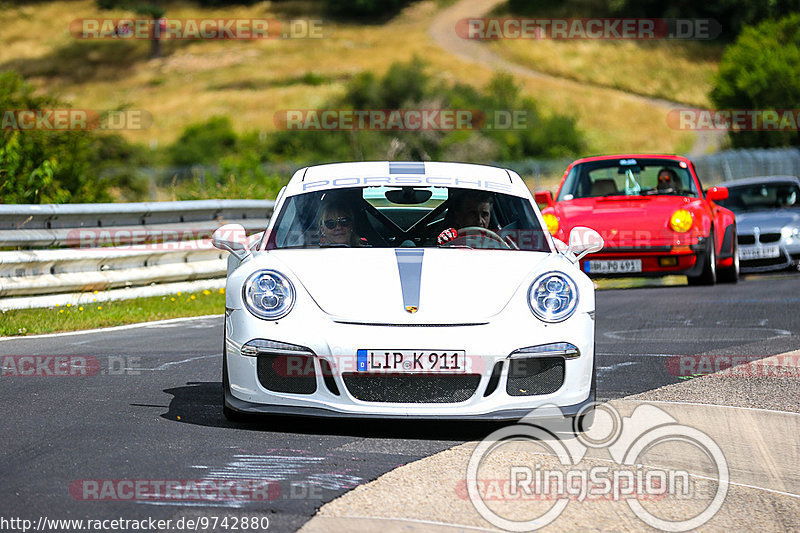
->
[167,116,238,166]
[264,57,584,162]
[710,15,800,148]
[0,71,145,203]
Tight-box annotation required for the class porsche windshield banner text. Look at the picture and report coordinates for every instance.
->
[301,174,514,193]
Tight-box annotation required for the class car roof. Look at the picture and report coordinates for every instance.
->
[284,161,529,197]
[717,175,800,188]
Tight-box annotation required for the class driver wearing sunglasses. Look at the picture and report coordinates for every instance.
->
[656,167,681,193]
[319,202,362,246]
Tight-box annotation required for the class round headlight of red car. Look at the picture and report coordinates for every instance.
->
[669,209,693,233]
[543,213,559,235]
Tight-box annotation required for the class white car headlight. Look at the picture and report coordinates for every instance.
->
[243,270,295,320]
[528,272,578,322]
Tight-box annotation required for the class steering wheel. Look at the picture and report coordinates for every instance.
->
[448,226,511,249]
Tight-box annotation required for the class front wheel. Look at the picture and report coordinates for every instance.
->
[687,233,716,286]
[718,228,739,284]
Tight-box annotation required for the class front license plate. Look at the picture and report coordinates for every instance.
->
[585,259,642,274]
[739,245,780,260]
[357,350,467,373]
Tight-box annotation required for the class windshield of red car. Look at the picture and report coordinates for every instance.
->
[717,182,800,213]
[264,186,550,251]
[558,159,699,200]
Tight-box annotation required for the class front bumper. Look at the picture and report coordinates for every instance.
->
[224,310,595,421]
[739,243,800,273]
[578,241,708,278]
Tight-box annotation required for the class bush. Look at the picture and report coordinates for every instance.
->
[324,0,413,19]
[167,116,238,166]
[265,57,584,162]
[506,0,800,40]
[710,15,800,148]
[0,71,146,203]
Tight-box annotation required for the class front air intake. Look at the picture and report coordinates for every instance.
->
[256,354,317,394]
[342,373,481,403]
[506,357,564,396]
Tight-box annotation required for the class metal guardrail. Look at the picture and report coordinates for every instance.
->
[693,148,800,186]
[0,199,274,310]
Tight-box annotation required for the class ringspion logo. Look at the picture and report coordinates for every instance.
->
[466,402,728,531]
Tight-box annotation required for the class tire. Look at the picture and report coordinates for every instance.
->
[718,228,739,284]
[222,328,250,423]
[687,232,717,286]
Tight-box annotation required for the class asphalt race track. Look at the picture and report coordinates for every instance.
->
[1,273,798,532]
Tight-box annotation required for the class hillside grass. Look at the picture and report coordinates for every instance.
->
[488,39,722,108]
[1,0,711,155]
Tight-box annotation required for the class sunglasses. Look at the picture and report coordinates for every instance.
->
[323,217,351,230]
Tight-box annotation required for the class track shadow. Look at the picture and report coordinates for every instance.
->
[160,381,509,441]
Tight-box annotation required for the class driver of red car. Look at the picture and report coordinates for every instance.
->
[437,190,493,244]
[656,167,682,193]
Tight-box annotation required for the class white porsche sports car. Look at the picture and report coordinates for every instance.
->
[213,161,603,421]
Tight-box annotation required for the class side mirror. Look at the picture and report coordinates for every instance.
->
[568,226,604,261]
[552,238,569,253]
[212,223,251,262]
[534,191,555,208]
[706,186,728,202]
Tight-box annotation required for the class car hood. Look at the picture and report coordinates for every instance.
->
[734,210,800,233]
[271,248,549,324]
[553,196,700,245]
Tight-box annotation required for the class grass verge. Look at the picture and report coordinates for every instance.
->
[1,288,225,337]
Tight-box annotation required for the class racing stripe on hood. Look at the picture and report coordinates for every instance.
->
[395,249,424,313]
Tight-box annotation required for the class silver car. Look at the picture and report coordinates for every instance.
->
[716,176,800,273]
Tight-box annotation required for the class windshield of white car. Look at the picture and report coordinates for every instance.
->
[264,186,550,251]
[558,159,699,200]
[716,182,800,213]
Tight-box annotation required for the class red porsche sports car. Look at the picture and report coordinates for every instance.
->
[536,155,738,285]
